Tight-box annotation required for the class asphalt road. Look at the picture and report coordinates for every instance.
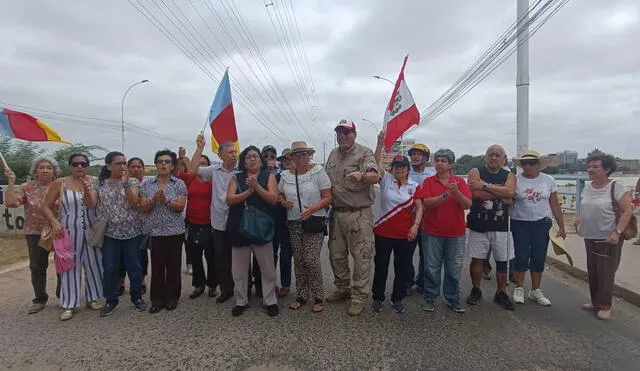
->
[1,244,640,371]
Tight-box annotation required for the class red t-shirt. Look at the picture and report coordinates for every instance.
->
[415,174,471,237]
[178,172,212,225]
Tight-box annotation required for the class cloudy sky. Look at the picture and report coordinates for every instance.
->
[1,0,639,162]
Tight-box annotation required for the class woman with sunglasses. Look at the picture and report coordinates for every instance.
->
[4,157,62,314]
[43,154,103,321]
[139,150,187,314]
[511,150,566,306]
[116,157,148,295]
[95,151,147,317]
[278,141,332,312]
[226,146,279,317]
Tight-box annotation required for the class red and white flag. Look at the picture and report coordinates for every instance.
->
[382,55,420,151]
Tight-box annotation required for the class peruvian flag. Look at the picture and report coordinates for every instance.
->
[382,55,420,152]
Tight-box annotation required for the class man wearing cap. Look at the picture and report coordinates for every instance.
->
[406,143,435,295]
[190,134,238,303]
[325,119,380,316]
[466,144,517,310]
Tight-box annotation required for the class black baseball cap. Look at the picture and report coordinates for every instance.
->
[261,145,277,156]
[391,155,410,167]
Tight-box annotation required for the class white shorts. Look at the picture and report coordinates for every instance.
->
[467,230,515,262]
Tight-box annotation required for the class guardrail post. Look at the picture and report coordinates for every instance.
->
[575,179,584,214]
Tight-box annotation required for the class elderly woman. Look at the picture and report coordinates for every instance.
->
[4,157,61,314]
[278,141,332,312]
[511,150,566,306]
[415,149,471,313]
[139,150,187,314]
[576,151,634,320]
[370,132,423,314]
[43,154,103,321]
[95,151,147,317]
[226,145,279,317]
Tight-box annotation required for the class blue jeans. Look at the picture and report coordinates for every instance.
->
[103,235,143,305]
[512,218,552,273]
[423,233,465,304]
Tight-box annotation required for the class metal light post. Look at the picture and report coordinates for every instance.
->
[121,79,149,152]
[516,0,530,158]
[361,118,380,132]
[373,75,394,85]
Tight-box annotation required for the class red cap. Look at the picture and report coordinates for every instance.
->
[334,119,356,132]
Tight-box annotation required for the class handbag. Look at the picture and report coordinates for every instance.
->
[611,181,638,240]
[53,229,75,273]
[88,185,111,249]
[39,180,65,251]
[236,175,274,244]
[295,170,326,233]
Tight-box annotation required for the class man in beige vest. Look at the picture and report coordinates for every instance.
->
[325,119,380,316]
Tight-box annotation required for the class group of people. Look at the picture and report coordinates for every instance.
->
[3,119,636,321]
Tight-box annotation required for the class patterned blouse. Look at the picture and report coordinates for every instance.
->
[139,176,187,237]
[16,180,53,235]
[96,178,142,240]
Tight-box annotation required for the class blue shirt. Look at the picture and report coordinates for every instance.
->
[409,167,435,187]
[140,176,187,236]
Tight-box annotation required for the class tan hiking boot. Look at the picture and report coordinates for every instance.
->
[326,290,350,303]
[347,301,364,316]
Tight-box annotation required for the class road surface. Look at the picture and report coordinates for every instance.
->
[1,245,639,370]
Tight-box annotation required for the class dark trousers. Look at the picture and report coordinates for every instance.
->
[372,235,411,302]
[408,230,424,289]
[213,229,234,295]
[585,238,623,309]
[118,244,149,280]
[253,223,292,291]
[26,235,60,304]
[186,223,216,289]
[103,235,143,305]
[150,234,184,307]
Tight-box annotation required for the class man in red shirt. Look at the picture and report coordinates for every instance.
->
[415,149,472,313]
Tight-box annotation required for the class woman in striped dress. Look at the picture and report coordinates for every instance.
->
[43,154,104,321]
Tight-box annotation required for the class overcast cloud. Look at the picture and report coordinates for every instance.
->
[1,0,639,162]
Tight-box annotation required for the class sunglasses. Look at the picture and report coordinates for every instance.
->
[263,154,276,160]
[520,160,539,166]
[71,162,89,168]
[155,159,172,165]
[293,152,309,158]
[246,154,260,160]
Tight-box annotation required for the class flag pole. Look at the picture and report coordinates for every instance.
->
[0,150,9,169]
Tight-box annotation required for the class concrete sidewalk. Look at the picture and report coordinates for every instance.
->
[547,233,640,306]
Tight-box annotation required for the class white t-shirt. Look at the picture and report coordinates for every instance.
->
[511,173,557,221]
[278,165,331,220]
[578,181,627,239]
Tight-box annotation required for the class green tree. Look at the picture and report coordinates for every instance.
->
[53,143,109,176]
[452,154,485,175]
[0,138,46,184]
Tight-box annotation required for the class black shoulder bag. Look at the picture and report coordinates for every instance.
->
[295,170,326,234]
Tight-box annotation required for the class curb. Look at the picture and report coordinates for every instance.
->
[546,256,640,308]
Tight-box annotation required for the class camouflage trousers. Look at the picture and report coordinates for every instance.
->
[328,208,375,303]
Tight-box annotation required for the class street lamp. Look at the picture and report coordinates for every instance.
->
[373,75,394,85]
[121,79,149,152]
[361,118,380,132]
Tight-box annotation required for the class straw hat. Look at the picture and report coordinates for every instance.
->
[290,141,315,155]
[513,150,548,170]
[277,148,292,162]
[549,227,573,266]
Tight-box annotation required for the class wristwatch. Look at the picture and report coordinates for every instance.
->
[441,192,449,199]
[482,182,489,191]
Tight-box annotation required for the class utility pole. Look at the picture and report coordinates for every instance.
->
[516,0,530,158]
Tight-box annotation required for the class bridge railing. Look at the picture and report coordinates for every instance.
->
[552,175,589,214]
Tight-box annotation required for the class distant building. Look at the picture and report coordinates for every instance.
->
[618,159,640,173]
[380,138,420,169]
[562,151,578,164]
[546,153,564,167]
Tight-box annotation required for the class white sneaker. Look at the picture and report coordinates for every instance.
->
[513,287,525,304]
[187,264,193,275]
[528,289,551,306]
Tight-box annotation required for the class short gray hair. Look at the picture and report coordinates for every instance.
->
[434,149,456,164]
[218,141,235,154]
[30,156,60,178]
